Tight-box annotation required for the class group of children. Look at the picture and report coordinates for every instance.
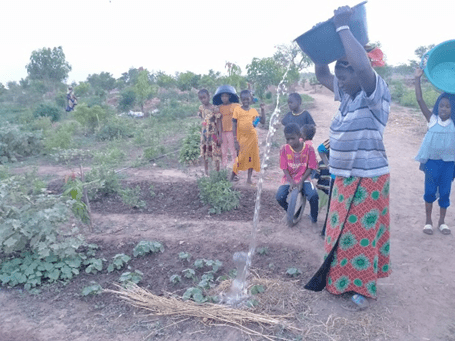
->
[198,86,331,227]
[198,73,455,234]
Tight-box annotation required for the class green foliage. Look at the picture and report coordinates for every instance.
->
[133,240,164,257]
[170,274,182,284]
[178,123,201,164]
[72,103,107,130]
[26,46,71,83]
[286,267,301,277]
[178,252,191,262]
[83,258,104,274]
[182,287,205,303]
[120,185,146,209]
[92,146,126,166]
[250,284,265,295]
[197,170,241,214]
[247,57,285,99]
[119,270,143,285]
[50,148,92,164]
[257,247,269,256]
[155,71,176,88]
[107,254,131,272]
[182,268,196,279]
[176,71,201,91]
[134,70,156,112]
[193,259,222,272]
[87,72,116,92]
[85,165,121,200]
[118,88,136,112]
[157,99,199,120]
[33,103,62,122]
[143,145,165,160]
[30,116,53,131]
[0,123,42,163]
[82,282,103,296]
[96,116,134,141]
[43,120,81,150]
[63,178,90,224]
[74,82,91,97]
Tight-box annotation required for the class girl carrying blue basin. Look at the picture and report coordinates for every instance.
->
[414,68,455,235]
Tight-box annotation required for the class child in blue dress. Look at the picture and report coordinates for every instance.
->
[415,68,455,235]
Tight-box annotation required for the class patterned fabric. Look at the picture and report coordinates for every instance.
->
[199,105,222,162]
[324,174,391,299]
[279,141,318,184]
[330,72,391,178]
[415,115,455,164]
[232,107,261,173]
[219,103,240,132]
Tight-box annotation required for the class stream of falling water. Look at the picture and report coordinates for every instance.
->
[225,66,291,305]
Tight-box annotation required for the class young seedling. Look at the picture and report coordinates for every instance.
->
[82,282,103,296]
[133,241,164,257]
[178,252,191,262]
[107,254,131,272]
[286,267,302,277]
[170,274,182,284]
[182,268,196,279]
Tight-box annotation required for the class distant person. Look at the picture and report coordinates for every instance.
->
[230,90,265,184]
[414,68,455,235]
[276,123,319,225]
[281,93,315,128]
[66,87,77,112]
[213,85,240,169]
[304,5,392,312]
[198,89,222,175]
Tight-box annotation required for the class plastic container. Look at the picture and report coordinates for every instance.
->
[212,85,240,105]
[421,40,455,94]
[352,294,369,309]
[253,116,261,127]
[294,1,369,65]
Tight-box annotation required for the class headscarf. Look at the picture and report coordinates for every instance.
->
[433,92,455,121]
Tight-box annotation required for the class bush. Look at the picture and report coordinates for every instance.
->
[179,123,201,164]
[30,116,53,131]
[43,120,81,150]
[197,170,241,214]
[33,103,62,122]
[0,123,42,163]
[118,88,136,112]
[85,165,121,200]
[92,146,126,166]
[96,116,134,141]
[72,103,107,130]
[157,99,199,120]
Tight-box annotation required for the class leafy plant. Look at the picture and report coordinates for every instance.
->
[170,274,182,284]
[82,282,103,296]
[250,285,265,295]
[257,247,269,256]
[85,165,121,200]
[120,185,146,209]
[286,267,301,277]
[96,116,134,141]
[197,170,241,214]
[84,258,104,274]
[178,252,191,262]
[73,103,107,130]
[119,270,143,285]
[107,254,131,272]
[133,241,164,257]
[178,123,201,164]
[182,268,196,279]
[0,123,42,163]
[33,103,62,122]
[182,287,206,303]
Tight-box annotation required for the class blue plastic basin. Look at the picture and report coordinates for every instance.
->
[423,40,455,94]
[294,1,369,65]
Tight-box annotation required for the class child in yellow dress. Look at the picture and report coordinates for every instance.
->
[230,90,265,184]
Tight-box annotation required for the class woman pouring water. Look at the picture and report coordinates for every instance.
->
[304,5,392,311]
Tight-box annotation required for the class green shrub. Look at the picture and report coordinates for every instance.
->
[158,99,199,120]
[0,123,42,163]
[30,116,53,131]
[43,120,81,151]
[93,146,126,166]
[179,123,201,164]
[33,103,62,122]
[85,165,121,200]
[197,170,241,214]
[120,185,145,209]
[72,103,107,130]
[96,116,134,141]
[118,88,136,112]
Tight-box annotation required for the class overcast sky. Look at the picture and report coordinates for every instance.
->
[1,0,454,85]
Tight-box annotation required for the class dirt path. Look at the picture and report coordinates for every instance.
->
[1,87,455,341]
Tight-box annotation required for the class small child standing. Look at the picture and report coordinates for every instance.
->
[281,93,315,128]
[276,123,319,224]
[198,89,222,175]
[212,85,240,169]
[230,90,265,184]
[415,68,455,235]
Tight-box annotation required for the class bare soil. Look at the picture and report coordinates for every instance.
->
[2,85,455,341]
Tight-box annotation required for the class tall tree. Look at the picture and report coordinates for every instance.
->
[25,46,72,85]
[134,70,154,112]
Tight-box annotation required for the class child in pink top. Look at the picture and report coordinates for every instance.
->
[276,123,319,223]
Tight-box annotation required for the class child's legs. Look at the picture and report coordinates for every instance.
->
[221,131,229,168]
[303,181,319,223]
[424,160,439,205]
[223,131,236,166]
[247,168,253,183]
[276,185,290,211]
[437,161,454,210]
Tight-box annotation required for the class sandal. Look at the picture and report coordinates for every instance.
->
[423,224,433,235]
[438,224,451,235]
[232,175,240,182]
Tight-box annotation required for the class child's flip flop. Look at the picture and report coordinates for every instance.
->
[423,224,433,235]
[438,224,451,235]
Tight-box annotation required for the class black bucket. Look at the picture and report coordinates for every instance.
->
[212,85,239,105]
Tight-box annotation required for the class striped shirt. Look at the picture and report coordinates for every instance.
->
[330,72,391,178]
